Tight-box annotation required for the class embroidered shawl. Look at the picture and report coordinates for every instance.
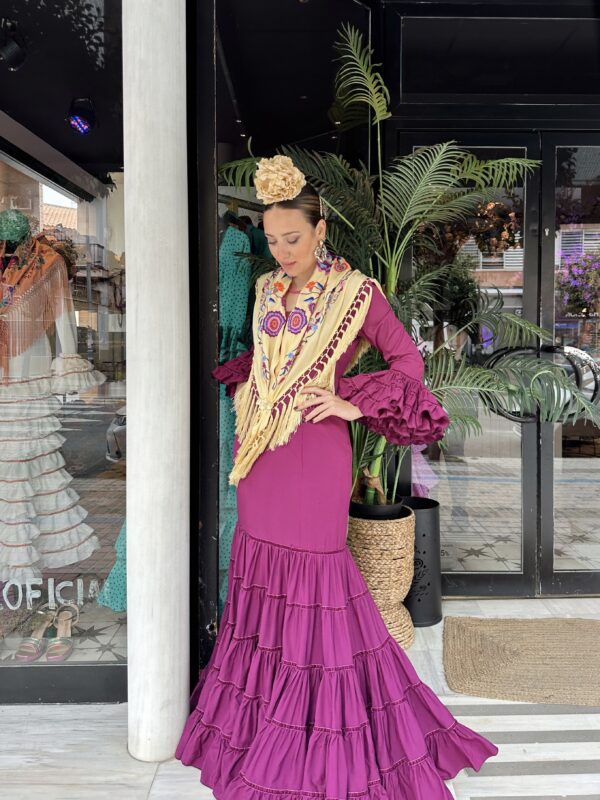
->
[229,251,386,485]
[0,235,73,382]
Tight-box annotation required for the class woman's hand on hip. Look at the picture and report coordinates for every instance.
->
[295,386,363,423]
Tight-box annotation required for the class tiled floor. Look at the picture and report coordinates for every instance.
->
[1,596,599,800]
[430,456,600,572]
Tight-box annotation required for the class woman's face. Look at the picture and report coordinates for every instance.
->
[264,207,326,279]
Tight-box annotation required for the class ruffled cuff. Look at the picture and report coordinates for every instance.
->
[51,354,107,394]
[211,348,253,398]
[337,368,449,445]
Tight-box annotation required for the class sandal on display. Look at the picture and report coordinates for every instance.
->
[15,603,57,663]
[45,604,80,664]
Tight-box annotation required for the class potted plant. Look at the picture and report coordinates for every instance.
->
[218,23,600,633]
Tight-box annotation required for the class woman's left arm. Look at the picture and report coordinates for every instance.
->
[334,280,449,445]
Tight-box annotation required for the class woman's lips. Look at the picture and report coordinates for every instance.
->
[283,262,296,267]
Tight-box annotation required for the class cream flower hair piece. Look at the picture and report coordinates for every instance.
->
[253,155,307,205]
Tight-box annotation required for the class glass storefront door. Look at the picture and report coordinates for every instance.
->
[540,134,600,595]
[396,130,600,597]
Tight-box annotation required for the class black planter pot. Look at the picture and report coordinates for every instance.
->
[398,497,442,627]
[349,499,412,521]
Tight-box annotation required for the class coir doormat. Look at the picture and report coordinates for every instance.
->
[443,615,600,706]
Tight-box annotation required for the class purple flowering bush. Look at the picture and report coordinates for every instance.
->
[555,252,600,316]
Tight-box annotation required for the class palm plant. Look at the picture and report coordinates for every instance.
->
[219,23,600,505]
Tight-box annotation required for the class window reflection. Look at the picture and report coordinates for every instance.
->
[413,146,525,573]
[554,146,600,571]
[0,156,127,666]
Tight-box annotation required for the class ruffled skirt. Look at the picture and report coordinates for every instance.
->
[0,341,106,583]
[175,520,499,799]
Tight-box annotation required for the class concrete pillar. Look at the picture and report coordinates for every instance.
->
[122,0,190,760]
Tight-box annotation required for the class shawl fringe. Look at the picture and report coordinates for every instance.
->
[0,257,72,383]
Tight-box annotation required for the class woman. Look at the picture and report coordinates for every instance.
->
[176,156,499,798]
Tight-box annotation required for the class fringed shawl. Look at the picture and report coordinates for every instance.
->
[229,253,385,485]
[0,235,73,383]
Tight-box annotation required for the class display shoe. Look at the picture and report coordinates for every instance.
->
[45,603,80,663]
[15,603,57,663]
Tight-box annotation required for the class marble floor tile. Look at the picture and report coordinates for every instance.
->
[149,760,214,799]
[3,783,152,800]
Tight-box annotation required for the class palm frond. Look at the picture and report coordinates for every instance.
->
[333,22,391,125]
[438,288,551,351]
[327,96,370,132]
[380,145,536,235]
[492,355,600,425]
[393,265,450,330]
[440,411,484,442]
[426,349,600,426]
[218,157,260,188]
[349,344,388,377]
[379,142,467,234]
[457,154,541,190]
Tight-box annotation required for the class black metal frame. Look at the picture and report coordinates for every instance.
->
[391,130,541,597]
[0,664,126,704]
[386,127,600,597]
[540,132,600,595]
[0,131,122,707]
[188,0,220,684]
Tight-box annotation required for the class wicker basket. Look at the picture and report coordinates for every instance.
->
[347,507,416,649]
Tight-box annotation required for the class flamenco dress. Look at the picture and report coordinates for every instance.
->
[175,280,499,799]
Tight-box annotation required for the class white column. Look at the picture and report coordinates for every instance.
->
[123,0,190,761]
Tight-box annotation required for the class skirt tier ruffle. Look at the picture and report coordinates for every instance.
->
[176,523,499,799]
[0,373,100,583]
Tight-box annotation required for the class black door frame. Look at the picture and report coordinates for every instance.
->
[540,132,600,595]
[189,0,219,683]
[393,129,541,597]
[389,127,600,597]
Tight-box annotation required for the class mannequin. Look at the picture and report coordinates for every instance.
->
[0,210,106,583]
[216,219,252,612]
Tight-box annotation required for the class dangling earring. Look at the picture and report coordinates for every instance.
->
[314,239,327,261]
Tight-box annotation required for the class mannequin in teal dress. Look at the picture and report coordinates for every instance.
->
[217,224,253,614]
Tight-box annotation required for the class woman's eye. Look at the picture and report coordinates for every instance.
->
[287,239,299,245]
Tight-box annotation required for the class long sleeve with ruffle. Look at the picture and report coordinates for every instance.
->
[51,274,106,393]
[337,281,449,445]
[211,346,253,398]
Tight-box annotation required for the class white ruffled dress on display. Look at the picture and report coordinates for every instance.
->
[0,304,106,585]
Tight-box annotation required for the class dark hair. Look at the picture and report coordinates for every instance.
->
[263,184,323,227]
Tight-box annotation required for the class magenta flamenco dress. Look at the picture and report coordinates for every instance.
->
[175,279,499,798]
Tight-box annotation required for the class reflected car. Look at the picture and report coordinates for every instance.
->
[106,405,126,462]
[562,346,600,402]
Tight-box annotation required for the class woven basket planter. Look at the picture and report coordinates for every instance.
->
[347,504,416,649]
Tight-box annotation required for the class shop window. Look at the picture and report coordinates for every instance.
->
[0,155,126,671]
